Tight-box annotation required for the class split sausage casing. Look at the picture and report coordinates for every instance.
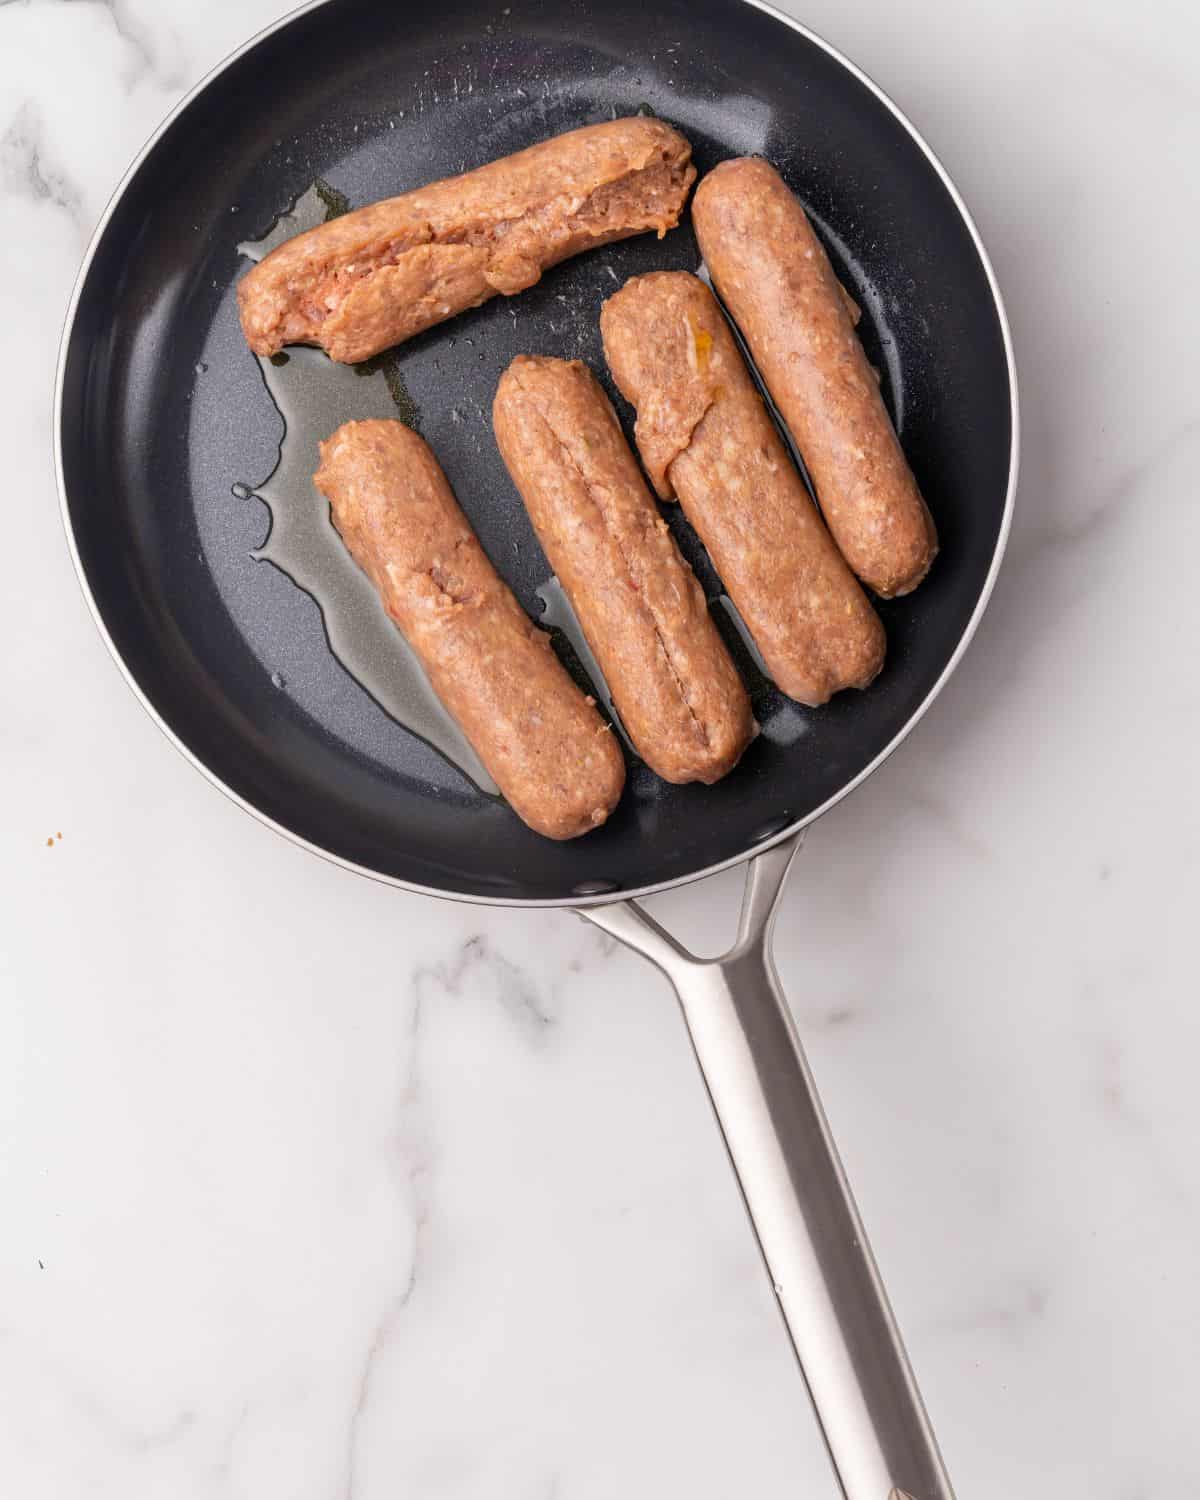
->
[494,355,756,784]
[241,119,696,364]
[601,271,884,706]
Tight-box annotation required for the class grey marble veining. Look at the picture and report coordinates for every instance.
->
[1,0,1196,1496]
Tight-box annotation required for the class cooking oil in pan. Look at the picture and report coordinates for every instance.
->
[229,189,805,795]
[534,576,637,759]
[236,179,348,261]
[234,186,497,793]
[710,595,810,747]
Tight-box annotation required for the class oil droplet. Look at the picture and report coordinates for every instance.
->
[195,361,208,375]
[231,482,253,500]
[270,671,286,689]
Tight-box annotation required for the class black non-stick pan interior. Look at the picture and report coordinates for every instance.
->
[59,0,1013,902]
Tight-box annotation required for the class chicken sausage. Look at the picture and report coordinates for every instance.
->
[494,355,756,784]
[692,157,937,597]
[314,420,624,839]
[240,118,696,364]
[600,272,884,706]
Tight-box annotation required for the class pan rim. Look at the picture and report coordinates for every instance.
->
[54,0,1019,910]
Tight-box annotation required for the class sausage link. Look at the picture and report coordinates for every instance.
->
[600,272,884,706]
[494,355,756,784]
[692,157,937,597]
[314,420,624,839]
[240,119,696,364]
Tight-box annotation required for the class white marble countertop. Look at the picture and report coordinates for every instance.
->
[1,0,1195,1495]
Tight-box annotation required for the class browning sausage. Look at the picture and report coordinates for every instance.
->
[600,272,884,706]
[692,157,937,597]
[493,355,756,784]
[240,119,696,364]
[314,420,624,839]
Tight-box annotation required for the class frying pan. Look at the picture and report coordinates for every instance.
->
[56,0,1017,1494]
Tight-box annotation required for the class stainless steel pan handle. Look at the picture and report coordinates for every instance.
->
[580,832,953,1500]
